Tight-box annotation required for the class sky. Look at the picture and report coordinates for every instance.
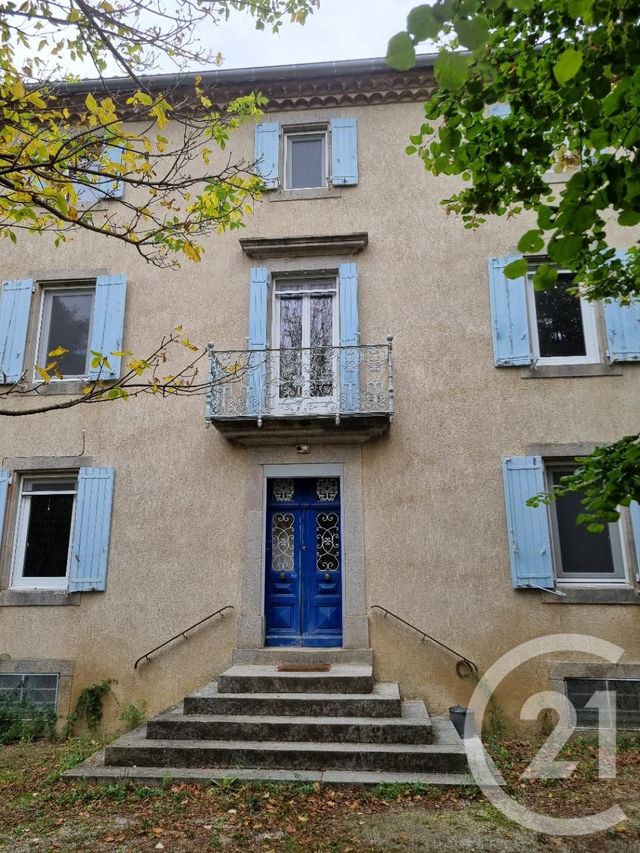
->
[179,0,420,71]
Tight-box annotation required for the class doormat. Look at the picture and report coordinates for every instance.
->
[277,663,331,672]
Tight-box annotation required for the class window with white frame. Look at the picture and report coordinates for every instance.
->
[36,283,95,379]
[11,475,77,590]
[284,128,328,190]
[527,271,600,365]
[546,463,627,584]
[272,277,337,405]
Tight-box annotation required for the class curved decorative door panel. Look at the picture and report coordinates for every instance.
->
[265,477,342,647]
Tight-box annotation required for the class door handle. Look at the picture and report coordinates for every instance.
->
[324,573,331,581]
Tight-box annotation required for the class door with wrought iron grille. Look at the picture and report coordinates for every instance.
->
[265,477,342,647]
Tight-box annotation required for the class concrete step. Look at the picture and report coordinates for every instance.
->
[147,700,432,745]
[217,664,374,695]
[104,718,467,774]
[231,648,373,666]
[184,681,401,718]
[64,760,479,788]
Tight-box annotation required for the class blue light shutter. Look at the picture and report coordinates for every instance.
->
[254,123,280,189]
[339,262,359,412]
[603,251,640,361]
[487,103,511,117]
[0,279,32,383]
[247,267,269,416]
[97,144,124,198]
[488,255,532,366]
[0,469,10,550]
[331,118,358,186]
[89,274,127,380]
[502,456,555,589]
[69,467,115,592]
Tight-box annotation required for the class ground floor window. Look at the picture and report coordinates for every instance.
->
[11,476,77,590]
[547,463,627,583]
[566,677,640,729]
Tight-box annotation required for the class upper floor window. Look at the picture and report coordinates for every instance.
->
[526,271,599,365]
[273,278,337,406]
[0,274,127,385]
[284,129,327,190]
[488,253,640,368]
[36,284,95,379]
[255,118,358,191]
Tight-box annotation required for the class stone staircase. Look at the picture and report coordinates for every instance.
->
[65,660,479,786]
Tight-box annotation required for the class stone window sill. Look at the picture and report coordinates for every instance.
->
[0,589,80,606]
[521,363,623,379]
[542,587,640,605]
[17,380,91,396]
[268,187,343,202]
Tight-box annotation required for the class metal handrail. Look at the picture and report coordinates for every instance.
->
[370,605,479,679]
[134,605,234,669]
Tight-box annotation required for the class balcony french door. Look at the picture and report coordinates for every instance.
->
[272,279,337,415]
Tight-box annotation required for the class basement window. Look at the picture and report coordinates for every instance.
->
[566,677,640,729]
[0,673,59,713]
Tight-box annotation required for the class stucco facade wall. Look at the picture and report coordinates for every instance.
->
[0,95,638,730]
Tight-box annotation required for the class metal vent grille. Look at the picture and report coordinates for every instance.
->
[566,677,640,729]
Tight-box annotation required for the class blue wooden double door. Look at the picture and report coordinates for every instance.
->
[265,477,343,647]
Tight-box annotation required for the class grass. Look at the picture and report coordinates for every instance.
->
[0,734,638,851]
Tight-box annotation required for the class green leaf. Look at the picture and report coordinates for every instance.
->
[504,258,528,279]
[434,51,470,90]
[454,15,490,51]
[532,264,558,291]
[548,234,582,265]
[618,210,640,226]
[517,229,545,253]
[553,48,583,85]
[566,0,594,21]
[386,32,416,71]
[407,5,439,40]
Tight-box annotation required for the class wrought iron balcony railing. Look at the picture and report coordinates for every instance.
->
[206,339,394,425]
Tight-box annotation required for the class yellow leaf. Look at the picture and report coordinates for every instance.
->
[35,366,51,382]
[48,346,69,357]
[85,93,98,114]
[11,80,25,100]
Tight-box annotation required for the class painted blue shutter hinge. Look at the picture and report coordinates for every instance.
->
[69,467,115,592]
[339,262,360,413]
[89,274,127,380]
[331,118,358,186]
[603,250,640,362]
[488,256,532,367]
[254,123,280,190]
[247,267,269,417]
[502,456,555,589]
[0,279,33,384]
